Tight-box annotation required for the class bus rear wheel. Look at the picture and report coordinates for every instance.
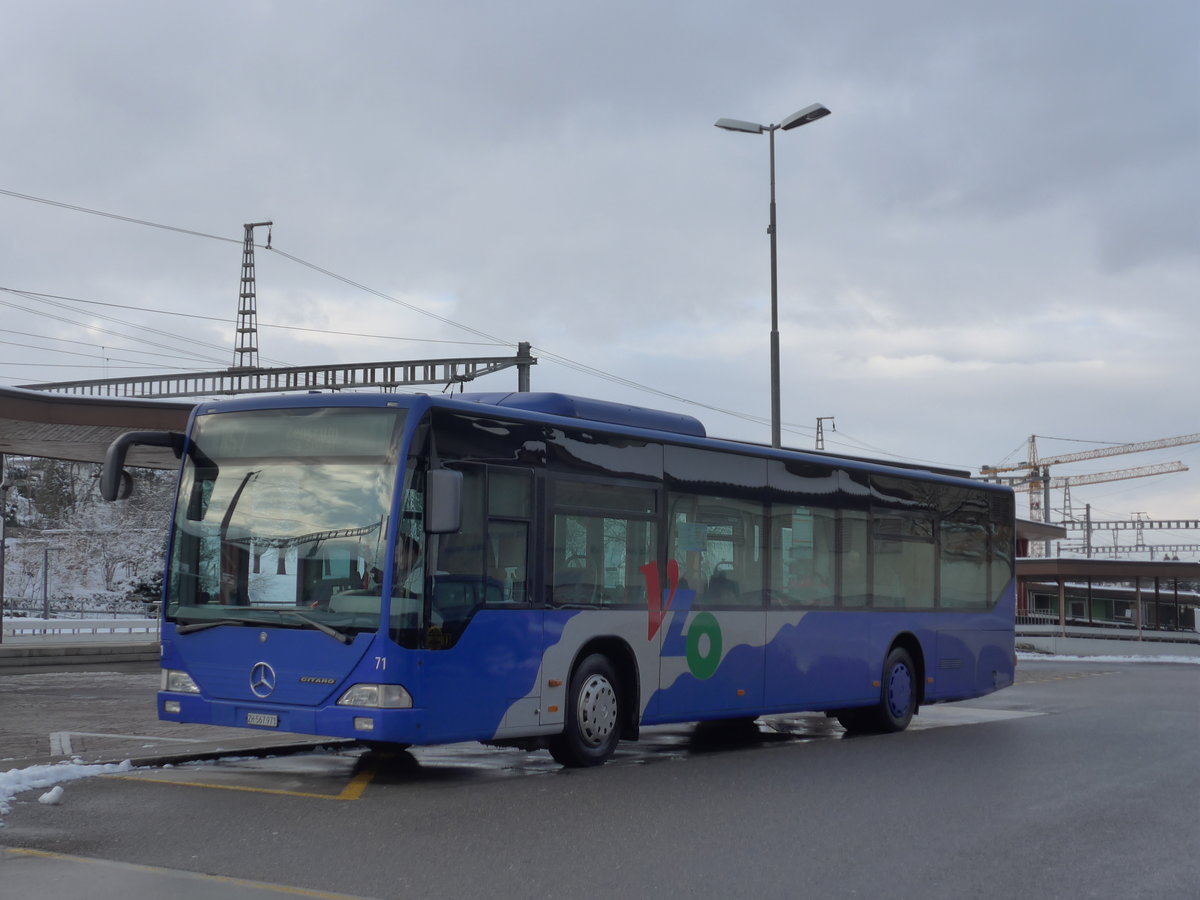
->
[836,647,917,734]
[549,654,621,767]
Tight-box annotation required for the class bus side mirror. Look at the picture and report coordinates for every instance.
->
[101,431,185,501]
[425,468,462,534]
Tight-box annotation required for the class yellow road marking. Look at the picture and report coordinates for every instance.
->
[2,847,380,899]
[336,767,375,801]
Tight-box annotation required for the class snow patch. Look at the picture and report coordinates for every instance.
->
[1018,651,1200,665]
[0,759,133,823]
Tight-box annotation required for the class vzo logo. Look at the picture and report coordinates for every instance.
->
[641,561,723,680]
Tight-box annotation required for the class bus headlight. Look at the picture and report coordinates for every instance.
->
[161,669,200,693]
[336,683,412,709]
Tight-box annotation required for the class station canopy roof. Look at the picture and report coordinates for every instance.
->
[1016,518,1069,543]
[0,385,193,469]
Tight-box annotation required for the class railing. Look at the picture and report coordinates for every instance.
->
[1,616,160,642]
[1017,611,1197,633]
[2,599,158,619]
[1017,619,1200,646]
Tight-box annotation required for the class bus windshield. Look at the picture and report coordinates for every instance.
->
[165,406,406,637]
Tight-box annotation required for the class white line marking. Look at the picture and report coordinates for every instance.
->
[48,732,212,756]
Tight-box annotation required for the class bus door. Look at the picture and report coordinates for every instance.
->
[426,463,544,737]
[655,496,766,718]
[763,504,876,710]
[546,479,661,718]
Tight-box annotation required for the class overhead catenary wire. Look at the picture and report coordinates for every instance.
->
[0,326,220,366]
[1,189,810,432]
[0,188,242,245]
[3,188,815,433]
[0,293,240,370]
[0,288,505,348]
[2,186,944,466]
[0,336,212,369]
[1,288,291,368]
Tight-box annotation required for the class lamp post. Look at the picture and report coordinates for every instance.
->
[715,102,831,448]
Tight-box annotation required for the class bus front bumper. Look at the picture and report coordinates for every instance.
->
[158,692,427,745]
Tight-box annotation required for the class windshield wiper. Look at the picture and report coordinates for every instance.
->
[174,611,352,643]
[175,618,250,634]
[281,611,353,645]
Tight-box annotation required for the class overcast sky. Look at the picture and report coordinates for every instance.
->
[2,1,1198,547]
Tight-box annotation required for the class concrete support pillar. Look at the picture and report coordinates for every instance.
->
[1134,576,1143,639]
[1057,578,1066,636]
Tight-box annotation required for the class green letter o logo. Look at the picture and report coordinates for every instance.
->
[686,612,723,680]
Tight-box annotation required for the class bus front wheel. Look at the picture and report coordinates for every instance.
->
[836,647,917,734]
[549,654,621,767]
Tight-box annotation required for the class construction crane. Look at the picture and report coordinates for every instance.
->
[982,462,1189,521]
[980,432,1200,523]
[983,433,1200,473]
[1057,463,1188,521]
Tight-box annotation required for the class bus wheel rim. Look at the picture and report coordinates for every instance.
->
[887,663,912,719]
[577,674,617,746]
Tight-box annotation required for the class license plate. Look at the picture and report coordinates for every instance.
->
[246,712,279,728]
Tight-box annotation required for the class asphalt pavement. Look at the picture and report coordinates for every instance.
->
[0,645,347,773]
[0,847,380,900]
[3,647,1197,900]
[0,644,368,899]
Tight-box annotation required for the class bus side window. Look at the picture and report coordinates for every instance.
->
[990,495,1015,605]
[838,511,870,608]
[940,515,988,608]
[552,514,602,605]
[490,521,528,603]
[550,481,657,608]
[670,494,764,609]
[486,469,533,605]
[769,505,836,608]
[872,511,935,609]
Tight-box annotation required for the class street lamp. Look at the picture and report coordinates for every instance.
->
[715,102,831,448]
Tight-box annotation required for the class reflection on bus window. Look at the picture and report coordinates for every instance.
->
[872,511,935,609]
[421,465,535,649]
[670,494,763,608]
[551,481,656,607]
[165,407,404,637]
[769,505,836,607]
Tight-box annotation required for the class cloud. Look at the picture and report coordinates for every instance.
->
[0,0,1196,527]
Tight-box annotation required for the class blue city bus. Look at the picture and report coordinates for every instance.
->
[102,391,1015,766]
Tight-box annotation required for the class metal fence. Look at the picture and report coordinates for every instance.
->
[1,597,159,642]
[1,616,159,637]
[2,598,157,619]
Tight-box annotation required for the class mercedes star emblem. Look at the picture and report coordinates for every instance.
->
[249,661,277,698]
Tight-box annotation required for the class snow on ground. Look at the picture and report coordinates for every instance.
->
[0,759,133,823]
[1017,651,1200,665]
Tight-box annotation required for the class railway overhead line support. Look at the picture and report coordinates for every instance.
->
[22,345,537,400]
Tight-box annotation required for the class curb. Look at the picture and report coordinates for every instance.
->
[117,739,360,770]
[0,642,160,668]
[0,739,361,774]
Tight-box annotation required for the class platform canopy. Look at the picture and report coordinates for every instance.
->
[1015,518,1069,543]
[0,385,193,469]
